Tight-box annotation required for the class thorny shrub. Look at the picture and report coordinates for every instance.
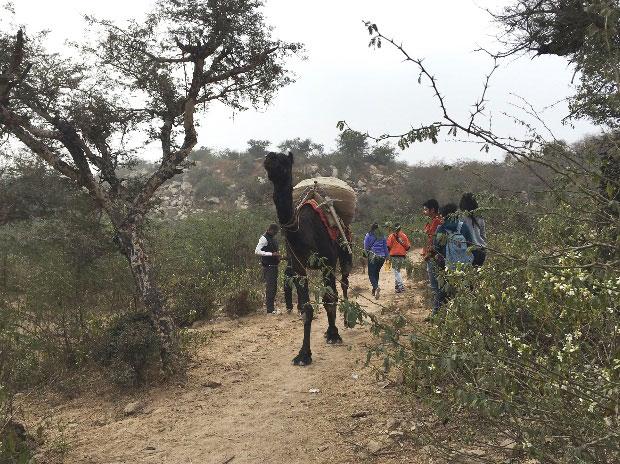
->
[0,208,269,390]
[222,269,263,317]
[345,192,620,463]
[92,312,162,387]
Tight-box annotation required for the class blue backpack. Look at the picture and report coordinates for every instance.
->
[445,221,473,269]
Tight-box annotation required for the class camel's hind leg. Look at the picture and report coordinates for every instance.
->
[292,271,313,366]
[338,243,353,327]
[323,270,342,344]
[338,242,352,299]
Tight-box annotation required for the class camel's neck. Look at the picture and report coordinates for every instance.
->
[273,179,294,226]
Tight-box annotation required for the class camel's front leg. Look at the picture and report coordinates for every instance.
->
[292,274,313,366]
[323,271,342,344]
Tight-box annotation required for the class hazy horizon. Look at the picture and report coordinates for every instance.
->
[9,0,599,165]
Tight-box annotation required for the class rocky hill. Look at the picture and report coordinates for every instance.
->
[152,153,411,222]
[146,142,548,227]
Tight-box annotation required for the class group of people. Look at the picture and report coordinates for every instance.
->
[422,193,486,318]
[364,192,486,319]
[255,192,486,318]
[362,222,411,299]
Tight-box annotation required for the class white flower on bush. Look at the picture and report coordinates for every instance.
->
[588,402,597,413]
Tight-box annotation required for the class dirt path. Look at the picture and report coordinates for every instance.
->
[24,262,435,464]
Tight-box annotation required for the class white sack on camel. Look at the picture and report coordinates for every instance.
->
[292,177,356,226]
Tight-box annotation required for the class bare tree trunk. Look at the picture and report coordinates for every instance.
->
[115,221,178,373]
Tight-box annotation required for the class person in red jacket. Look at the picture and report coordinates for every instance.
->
[386,223,410,293]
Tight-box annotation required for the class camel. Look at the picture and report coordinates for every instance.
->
[264,152,352,366]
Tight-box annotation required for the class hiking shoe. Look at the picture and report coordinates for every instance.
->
[375,287,381,299]
[286,308,293,314]
[371,287,376,296]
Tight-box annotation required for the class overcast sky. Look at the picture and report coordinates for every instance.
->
[11,0,598,164]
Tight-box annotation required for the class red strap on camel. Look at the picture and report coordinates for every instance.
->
[303,199,351,242]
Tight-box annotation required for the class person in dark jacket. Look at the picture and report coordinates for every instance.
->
[363,223,389,299]
[422,199,443,318]
[255,223,281,314]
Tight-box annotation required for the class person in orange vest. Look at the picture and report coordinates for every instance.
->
[386,223,411,293]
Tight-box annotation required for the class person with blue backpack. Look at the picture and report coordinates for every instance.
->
[459,192,487,266]
[434,203,475,269]
[363,222,389,299]
[429,203,474,318]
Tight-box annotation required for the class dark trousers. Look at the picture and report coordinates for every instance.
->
[283,265,300,311]
[367,255,385,290]
[262,265,278,312]
[473,248,486,266]
[427,259,444,315]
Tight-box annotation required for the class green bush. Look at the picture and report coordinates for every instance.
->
[0,386,33,464]
[0,215,135,389]
[164,273,218,327]
[0,424,32,464]
[93,312,161,386]
[222,269,263,317]
[152,210,267,323]
[366,195,620,463]
[0,206,271,390]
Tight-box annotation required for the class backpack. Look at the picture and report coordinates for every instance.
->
[445,221,473,269]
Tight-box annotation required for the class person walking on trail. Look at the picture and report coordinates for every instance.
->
[255,223,281,314]
[386,223,410,293]
[434,203,474,268]
[431,204,475,317]
[363,222,389,299]
[459,192,487,266]
[422,199,444,318]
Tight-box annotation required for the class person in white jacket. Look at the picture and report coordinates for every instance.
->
[255,223,282,314]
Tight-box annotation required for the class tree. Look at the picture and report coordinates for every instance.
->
[335,129,369,160]
[0,0,301,371]
[368,142,397,164]
[278,137,325,159]
[246,139,271,157]
[0,156,80,225]
[492,0,620,127]
[492,0,620,253]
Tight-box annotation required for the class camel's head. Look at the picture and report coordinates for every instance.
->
[263,151,293,185]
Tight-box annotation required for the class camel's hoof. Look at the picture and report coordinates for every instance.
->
[325,328,343,344]
[292,351,312,366]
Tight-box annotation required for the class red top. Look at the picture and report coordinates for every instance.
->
[422,215,443,259]
[387,231,411,257]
